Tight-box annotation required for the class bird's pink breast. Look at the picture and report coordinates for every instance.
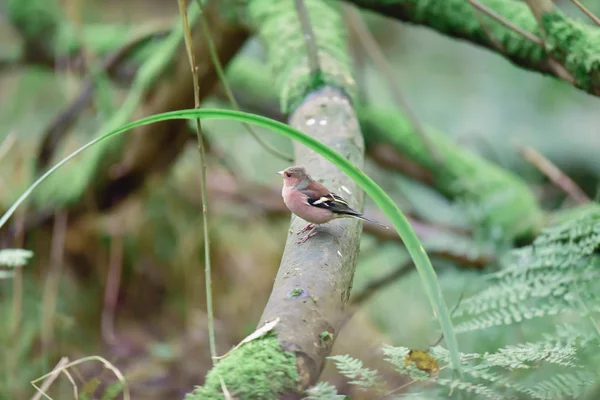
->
[282,186,334,224]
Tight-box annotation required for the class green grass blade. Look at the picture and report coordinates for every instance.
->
[0,108,461,374]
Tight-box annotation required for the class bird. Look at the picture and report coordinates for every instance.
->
[277,165,388,244]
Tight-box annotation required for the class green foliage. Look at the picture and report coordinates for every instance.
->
[359,104,543,240]
[0,272,86,398]
[328,354,380,388]
[541,9,600,92]
[353,0,546,63]
[303,381,346,400]
[0,107,461,374]
[185,335,299,400]
[0,249,33,268]
[30,3,199,209]
[247,0,356,112]
[454,205,600,332]
[5,0,60,42]
[331,205,600,399]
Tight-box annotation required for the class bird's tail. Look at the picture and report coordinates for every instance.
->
[349,213,390,229]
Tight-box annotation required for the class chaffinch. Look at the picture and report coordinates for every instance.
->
[277,165,386,244]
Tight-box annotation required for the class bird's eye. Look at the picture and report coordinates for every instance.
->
[285,172,291,177]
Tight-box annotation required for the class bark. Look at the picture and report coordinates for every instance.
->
[260,87,365,390]
[345,0,600,96]
[187,1,365,397]
[250,0,365,392]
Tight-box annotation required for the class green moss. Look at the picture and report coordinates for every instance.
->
[185,335,299,400]
[320,331,333,342]
[355,0,546,64]
[5,0,61,42]
[247,0,356,112]
[541,10,600,92]
[289,287,304,298]
[358,105,543,240]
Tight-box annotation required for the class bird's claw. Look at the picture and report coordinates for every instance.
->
[296,234,312,244]
[297,223,315,235]
[296,225,318,244]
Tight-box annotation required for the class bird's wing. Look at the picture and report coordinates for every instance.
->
[299,185,360,216]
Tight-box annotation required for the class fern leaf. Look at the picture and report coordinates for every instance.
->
[303,381,346,400]
[328,354,379,389]
[0,248,33,268]
[435,378,507,400]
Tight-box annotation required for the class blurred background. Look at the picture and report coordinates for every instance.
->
[0,0,599,398]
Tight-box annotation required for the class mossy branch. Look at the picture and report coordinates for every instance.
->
[247,0,357,112]
[345,0,600,96]
[358,105,544,240]
[190,1,369,396]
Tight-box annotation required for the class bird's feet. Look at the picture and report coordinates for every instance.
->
[297,223,315,235]
[297,224,318,244]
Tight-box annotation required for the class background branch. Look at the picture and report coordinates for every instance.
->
[345,0,600,96]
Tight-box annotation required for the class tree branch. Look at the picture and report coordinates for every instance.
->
[188,1,364,397]
[76,5,249,214]
[345,0,600,96]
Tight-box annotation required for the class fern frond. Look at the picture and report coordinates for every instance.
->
[0,248,33,268]
[435,378,507,400]
[328,354,379,389]
[485,340,578,369]
[515,371,596,400]
[455,206,600,332]
[303,381,345,400]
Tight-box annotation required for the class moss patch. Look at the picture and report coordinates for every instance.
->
[185,335,299,400]
[247,0,356,112]
[541,9,600,92]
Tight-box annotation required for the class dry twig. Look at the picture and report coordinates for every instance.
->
[519,145,590,205]
[570,0,600,26]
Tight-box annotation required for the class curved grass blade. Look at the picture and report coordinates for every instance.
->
[0,108,461,374]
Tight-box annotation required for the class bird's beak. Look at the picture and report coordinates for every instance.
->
[277,170,285,176]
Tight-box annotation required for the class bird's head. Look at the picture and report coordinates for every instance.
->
[277,166,311,187]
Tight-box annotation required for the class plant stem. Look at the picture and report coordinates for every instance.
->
[294,0,321,77]
[177,0,217,363]
[195,0,292,163]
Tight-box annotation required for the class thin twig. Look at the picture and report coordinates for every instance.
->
[220,377,234,400]
[570,0,600,26]
[468,0,544,45]
[0,133,16,162]
[31,357,70,400]
[195,0,293,163]
[519,144,590,204]
[42,211,68,357]
[432,292,465,346]
[350,261,413,306]
[8,210,26,393]
[294,0,321,76]
[345,5,443,165]
[31,356,129,400]
[466,0,507,52]
[522,0,578,84]
[101,224,124,345]
[177,0,217,363]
